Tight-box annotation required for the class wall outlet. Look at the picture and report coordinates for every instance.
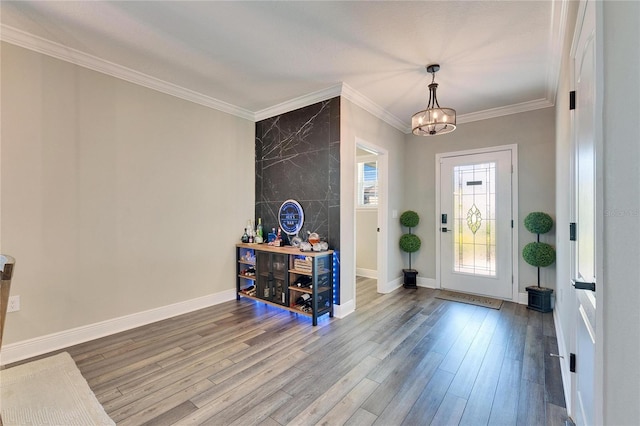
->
[7,295,20,312]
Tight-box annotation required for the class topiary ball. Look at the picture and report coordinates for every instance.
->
[524,212,554,235]
[400,233,421,253]
[523,242,556,267]
[400,210,420,228]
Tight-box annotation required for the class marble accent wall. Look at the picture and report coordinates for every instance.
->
[255,97,340,251]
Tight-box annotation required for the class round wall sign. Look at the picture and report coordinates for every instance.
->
[278,199,304,235]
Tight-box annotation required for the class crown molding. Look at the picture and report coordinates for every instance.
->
[457,98,554,125]
[254,83,408,134]
[340,83,409,133]
[0,25,409,131]
[253,84,343,121]
[0,25,255,121]
[1,24,557,131]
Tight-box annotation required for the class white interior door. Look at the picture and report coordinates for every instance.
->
[439,149,513,299]
[571,1,598,424]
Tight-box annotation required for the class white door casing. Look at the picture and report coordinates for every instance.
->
[355,139,389,295]
[436,146,517,300]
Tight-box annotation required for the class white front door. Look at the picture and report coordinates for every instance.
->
[439,148,514,299]
[571,1,599,424]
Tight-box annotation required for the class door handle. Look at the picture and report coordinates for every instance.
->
[572,279,596,292]
[441,227,448,233]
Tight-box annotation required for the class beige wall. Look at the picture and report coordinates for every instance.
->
[355,209,377,273]
[601,2,640,423]
[341,98,405,304]
[403,107,556,294]
[1,43,255,344]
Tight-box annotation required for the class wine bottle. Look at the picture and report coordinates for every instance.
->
[256,218,263,239]
[296,293,311,306]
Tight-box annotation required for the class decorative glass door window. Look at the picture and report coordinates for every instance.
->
[453,162,496,276]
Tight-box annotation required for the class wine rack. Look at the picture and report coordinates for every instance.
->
[257,251,288,306]
[237,246,256,297]
[236,244,334,325]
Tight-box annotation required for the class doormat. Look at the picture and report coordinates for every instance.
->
[435,290,503,310]
[0,352,115,425]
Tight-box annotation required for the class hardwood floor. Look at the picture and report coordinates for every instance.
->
[12,277,569,425]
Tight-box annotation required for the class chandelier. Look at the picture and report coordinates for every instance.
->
[411,64,457,136]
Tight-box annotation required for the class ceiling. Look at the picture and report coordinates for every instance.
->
[0,1,568,133]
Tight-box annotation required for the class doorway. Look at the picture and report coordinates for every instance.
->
[436,146,517,300]
[355,139,388,295]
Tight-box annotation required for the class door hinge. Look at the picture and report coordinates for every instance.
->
[570,91,576,110]
[570,222,577,241]
[511,219,514,228]
[570,353,576,373]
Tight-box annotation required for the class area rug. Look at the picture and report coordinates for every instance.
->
[435,290,503,310]
[0,352,114,425]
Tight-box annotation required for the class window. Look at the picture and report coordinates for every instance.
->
[357,160,378,207]
[453,162,497,276]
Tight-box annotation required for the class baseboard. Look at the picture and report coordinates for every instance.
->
[379,276,403,294]
[554,308,573,416]
[333,299,355,319]
[518,292,529,304]
[0,289,237,366]
[355,268,377,279]
[417,277,437,288]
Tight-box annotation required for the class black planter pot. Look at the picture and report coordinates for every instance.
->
[403,269,418,289]
[526,286,553,312]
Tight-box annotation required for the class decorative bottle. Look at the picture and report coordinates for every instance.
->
[268,228,276,244]
[255,218,264,243]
